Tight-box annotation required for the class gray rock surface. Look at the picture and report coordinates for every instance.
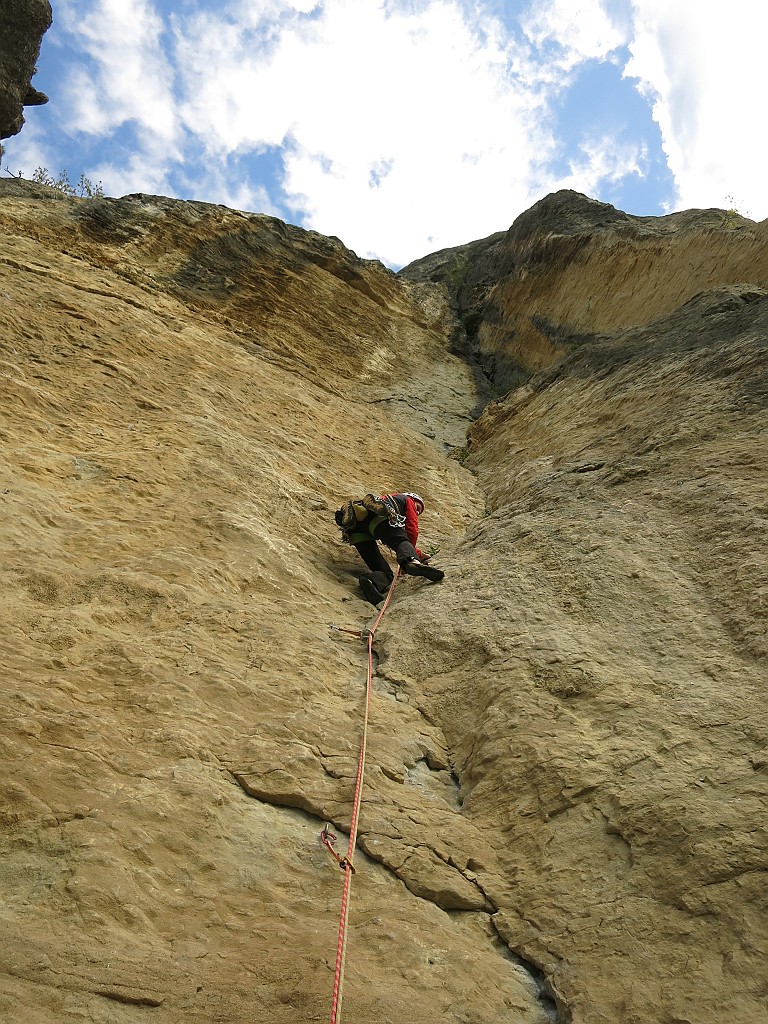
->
[0,0,51,140]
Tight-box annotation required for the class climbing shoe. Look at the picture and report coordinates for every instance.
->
[360,577,385,605]
[370,570,393,594]
[403,559,444,583]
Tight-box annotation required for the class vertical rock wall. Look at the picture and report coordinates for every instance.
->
[1,180,766,1023]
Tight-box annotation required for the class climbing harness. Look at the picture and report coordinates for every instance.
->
[381,494,406,528]
[322,570,400,1024]
[334,493,408,543]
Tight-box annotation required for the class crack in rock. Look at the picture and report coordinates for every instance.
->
[490,914,570,1024]
[227,771,563,1018]
[92,987,164,1006]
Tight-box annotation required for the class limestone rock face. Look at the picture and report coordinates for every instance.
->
[1,179,766,1024]
[382,283,768,1024]
[0,0,51,140]
[401,189,768,401]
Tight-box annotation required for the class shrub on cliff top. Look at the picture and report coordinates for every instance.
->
[31,166,104,198]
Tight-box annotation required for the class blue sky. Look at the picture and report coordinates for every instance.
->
[3,0,765,269]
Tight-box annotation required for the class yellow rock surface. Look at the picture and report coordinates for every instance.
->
[1,180,766,1023]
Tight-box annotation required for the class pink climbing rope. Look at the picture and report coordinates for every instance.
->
[325,571,400,1024]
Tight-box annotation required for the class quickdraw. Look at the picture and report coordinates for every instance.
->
[321,826,356,873]
[381,494,406,528]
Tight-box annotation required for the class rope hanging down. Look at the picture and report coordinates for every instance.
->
[322,571,400,1024]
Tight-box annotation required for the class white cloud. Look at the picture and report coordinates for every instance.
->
[25,0,188,203]
[56,0,178,143]
[170,0,562,263]
[623,0,768,219]
[1,121,52,177]
[559,133,647,194]
[86,129,179,199]
[22,0,766,268]
[523,0,768,222]
[521,0,626,72]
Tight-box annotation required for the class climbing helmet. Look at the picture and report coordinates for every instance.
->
[405,492,425,514]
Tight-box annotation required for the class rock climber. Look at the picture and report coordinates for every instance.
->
[334,491,444,605]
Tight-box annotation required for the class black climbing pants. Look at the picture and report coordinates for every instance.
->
[354,521,418,587]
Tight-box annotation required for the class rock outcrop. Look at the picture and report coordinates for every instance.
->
[1,179,766,1024]
[401,190,768,403]
[0,0,51,141]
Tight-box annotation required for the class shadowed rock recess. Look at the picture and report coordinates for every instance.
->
[1,176,766,1024]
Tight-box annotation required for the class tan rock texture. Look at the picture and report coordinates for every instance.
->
[1,179,766,1024]
[0,0,51,140]
[401,190,768,400]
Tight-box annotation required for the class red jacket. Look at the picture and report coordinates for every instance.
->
[390,493,422,557]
